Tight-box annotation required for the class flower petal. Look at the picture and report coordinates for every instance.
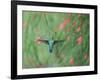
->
[77,36,83,45]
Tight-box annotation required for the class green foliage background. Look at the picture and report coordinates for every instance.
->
[22,11,90,68]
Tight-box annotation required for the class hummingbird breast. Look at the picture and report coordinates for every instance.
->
[48,40,54,53]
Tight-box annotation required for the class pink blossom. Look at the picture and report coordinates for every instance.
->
[76,26,81,32]
[69,57,74,65]
[59,18,70,30]
[77,36,83,45]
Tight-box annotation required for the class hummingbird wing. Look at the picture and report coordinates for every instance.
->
[54,40,64,45]
[38,39,53,53]
[38,39,49,45]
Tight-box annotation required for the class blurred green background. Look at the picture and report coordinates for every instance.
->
[22,11,90,68]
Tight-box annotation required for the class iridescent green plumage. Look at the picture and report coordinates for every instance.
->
[38,39,64,53]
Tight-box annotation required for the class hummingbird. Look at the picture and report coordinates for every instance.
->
[38,39,64,53]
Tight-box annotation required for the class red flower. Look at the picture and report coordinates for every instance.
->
[76,26,81,32]
[69,57,74,65]
[59,18,70,30]
[77,36,83,45]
